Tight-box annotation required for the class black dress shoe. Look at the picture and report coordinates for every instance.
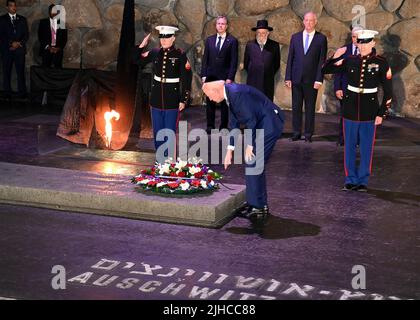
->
[247,207,269,219]
[291,134,301,142]
[355,185,368,192]
[342,184,357,191]
[305,136,313,143]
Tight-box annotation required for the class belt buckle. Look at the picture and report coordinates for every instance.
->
[360,88,365,94]
[161,77,166,83]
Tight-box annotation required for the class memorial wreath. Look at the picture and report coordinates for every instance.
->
[132,158,222,195]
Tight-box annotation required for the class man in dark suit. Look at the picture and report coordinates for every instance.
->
[38,4,68,68]
[244,19,280,101]
[203,80,284,221]
[334,26,363,146]
[285,12,327,142]
[0,0,29,97]
[201,15,238,133]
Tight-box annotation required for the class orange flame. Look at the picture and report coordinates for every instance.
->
[104,110,120,148]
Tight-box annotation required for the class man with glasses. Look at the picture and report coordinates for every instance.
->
[201,16,238,134]
[244,19,280,101]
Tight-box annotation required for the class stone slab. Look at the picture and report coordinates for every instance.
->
[0,162,246,228]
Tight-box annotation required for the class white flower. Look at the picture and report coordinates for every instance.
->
[189,166,201,175]
[140,179,150,185]
[180,182,190,191]
[209,180,215,186]
[175,160,188,170]
[157,182,167,188]
[208,170,213,173]
[200,180,208,189]
[161,163,171,175]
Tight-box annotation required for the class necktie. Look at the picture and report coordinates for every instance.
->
[304,33,310,55]
[11,16,16,33]
[353,46,358,56]
[260,43,264,51]
[51,26,57,46]
[216,36,222,52]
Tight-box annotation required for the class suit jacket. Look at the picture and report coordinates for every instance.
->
[226,83,284,146]
[0,13,29,53]
[38,18,68,56]
[201,33,238,81]
[244,38,280,100]
[333,43,355,92]
[285,31,327,84]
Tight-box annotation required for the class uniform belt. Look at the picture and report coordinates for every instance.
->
[154,75,180,83]
[347,85,378,94]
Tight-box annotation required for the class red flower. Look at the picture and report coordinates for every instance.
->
[207,175,213,182]
[148,181,158,187]
[168,182,180,189]
[187,164,193,167]
[135,177,144,182]
[170,172,177,177]
[178,171,186,177]
[191,180,201,187]
[194,172,204,179]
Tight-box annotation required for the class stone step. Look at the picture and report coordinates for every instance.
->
[0,162,245,228]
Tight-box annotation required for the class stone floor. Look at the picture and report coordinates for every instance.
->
[0,103,419,300]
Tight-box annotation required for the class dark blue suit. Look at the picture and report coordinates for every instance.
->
[334,42,355,144]
[226,83,284,209]
[201,34,238,130]
[0,13,29,95]
[285,31,327,138]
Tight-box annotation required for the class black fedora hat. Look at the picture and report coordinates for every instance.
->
[251,20,273,31]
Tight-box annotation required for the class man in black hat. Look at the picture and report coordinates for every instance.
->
[244,20,280,101]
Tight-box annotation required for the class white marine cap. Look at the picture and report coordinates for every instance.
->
[155,25,179,38]
[355,29,379,43]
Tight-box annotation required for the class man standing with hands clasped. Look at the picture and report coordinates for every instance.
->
[285,12,327,143]
[322,29,393,192]
[201,16,238,134]
[0,0,29,98]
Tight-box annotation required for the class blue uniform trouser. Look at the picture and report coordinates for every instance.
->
[343,119,376,186]
[151,107,179,154]
[245,132,281,209]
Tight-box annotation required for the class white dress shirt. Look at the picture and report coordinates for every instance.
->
[9,13,17,22]
[216,32,227,50]
[303,29,323,86]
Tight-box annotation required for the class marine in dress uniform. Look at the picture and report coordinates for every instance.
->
[133,26,192,155]
[244,20,280,101]
[203,80,284,221]
[322,29,393,192]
